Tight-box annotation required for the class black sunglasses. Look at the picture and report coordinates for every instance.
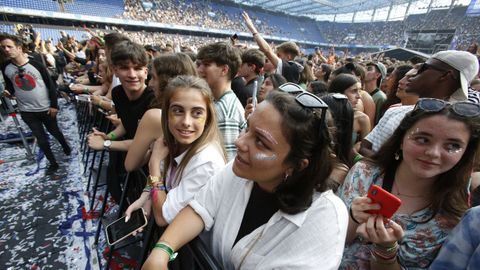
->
[277,82,329,121]
[414,98,480,118]
[417,63,449,75]
[295,92,329,124]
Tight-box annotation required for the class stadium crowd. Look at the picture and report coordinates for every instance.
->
[1,1,480,269]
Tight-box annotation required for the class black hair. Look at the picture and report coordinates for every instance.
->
[110,40,148,67]
[266,91,334,214]
[320,93,354,167]
[197,42,241,81]
[310,81,328,96]
[320,64,332,83]
[328,73,359,94]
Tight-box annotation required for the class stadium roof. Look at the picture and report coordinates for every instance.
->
[233,0,413,17]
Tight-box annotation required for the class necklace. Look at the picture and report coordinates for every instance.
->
[236,225,266,270]
[393,181,426,198]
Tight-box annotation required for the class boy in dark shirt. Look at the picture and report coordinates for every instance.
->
[87,40,154,203]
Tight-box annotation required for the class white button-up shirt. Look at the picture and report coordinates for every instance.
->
[162,143,226,224]
[190,161,348,269]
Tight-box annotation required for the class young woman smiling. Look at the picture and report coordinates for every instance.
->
[125,75,226,226]
[338,98,480,269]
[142,90,348,269]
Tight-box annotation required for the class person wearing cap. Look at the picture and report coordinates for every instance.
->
[360,50,480,158]
[365,61,387,125]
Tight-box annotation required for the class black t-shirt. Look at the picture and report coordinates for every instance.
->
[111,85,154,139]
[280,60,302,84]
[233,183,279,246]
[232,76,263,108]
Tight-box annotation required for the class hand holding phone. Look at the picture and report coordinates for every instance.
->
[105,208,147,246]
[366,185,402,219]
[251,80,258,110]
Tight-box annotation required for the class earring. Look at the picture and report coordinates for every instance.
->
[283,173,289,183]
[394,150,401,161]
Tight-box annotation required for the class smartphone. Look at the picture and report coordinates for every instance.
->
[366,185,402,219]
[105,208,147,246]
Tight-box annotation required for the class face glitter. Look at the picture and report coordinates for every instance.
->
[406,128,420,140]
[255,127,278,145]
[255,153,277,161]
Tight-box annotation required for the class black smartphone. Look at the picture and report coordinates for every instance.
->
[105,208,147,246]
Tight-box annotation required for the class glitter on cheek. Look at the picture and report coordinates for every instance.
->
[255,153,277,161]
[255,128,278,145]
[447,148,463,154]
[196,115,206,126]
[406,128,420,140]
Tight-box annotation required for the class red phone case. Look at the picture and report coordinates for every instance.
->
[366,185,402,218]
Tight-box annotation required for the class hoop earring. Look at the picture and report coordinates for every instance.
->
[394,150,401,161]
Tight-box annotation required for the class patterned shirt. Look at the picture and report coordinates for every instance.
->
[337,161,456,270]
[429,206,480,270]
[215,90,246,161]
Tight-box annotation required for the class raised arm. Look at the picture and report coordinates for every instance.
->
[242,11,280,68]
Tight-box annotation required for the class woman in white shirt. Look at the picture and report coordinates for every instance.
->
[142,90,349,269]
[125,75,226,226]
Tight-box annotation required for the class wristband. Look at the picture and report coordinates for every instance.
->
[83,88,89,94]
[107,132,116,140]
[154,242,177,261]
[147,175,163,187]
[252,32,258,36]
[353,153,363,164]
[143,185,152,193]
[152,183,166,191]
[349,207,360,224]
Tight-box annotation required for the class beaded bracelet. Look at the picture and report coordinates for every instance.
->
[154,242,177,261]
[143,185,152,193]
[151,184,166,192]
[372,242,399,261]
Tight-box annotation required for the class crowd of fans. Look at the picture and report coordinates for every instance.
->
[122,0,280,36]
[120,1,480,50]
[1,1,480,269]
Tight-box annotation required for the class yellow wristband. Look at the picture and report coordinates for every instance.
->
[147,175,163,187]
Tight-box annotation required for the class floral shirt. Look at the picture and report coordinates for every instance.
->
[337,161,456,270]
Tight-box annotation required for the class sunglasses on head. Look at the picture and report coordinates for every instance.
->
[277,82,329,121]
[278,82,305,95]
[414,98,480,118]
